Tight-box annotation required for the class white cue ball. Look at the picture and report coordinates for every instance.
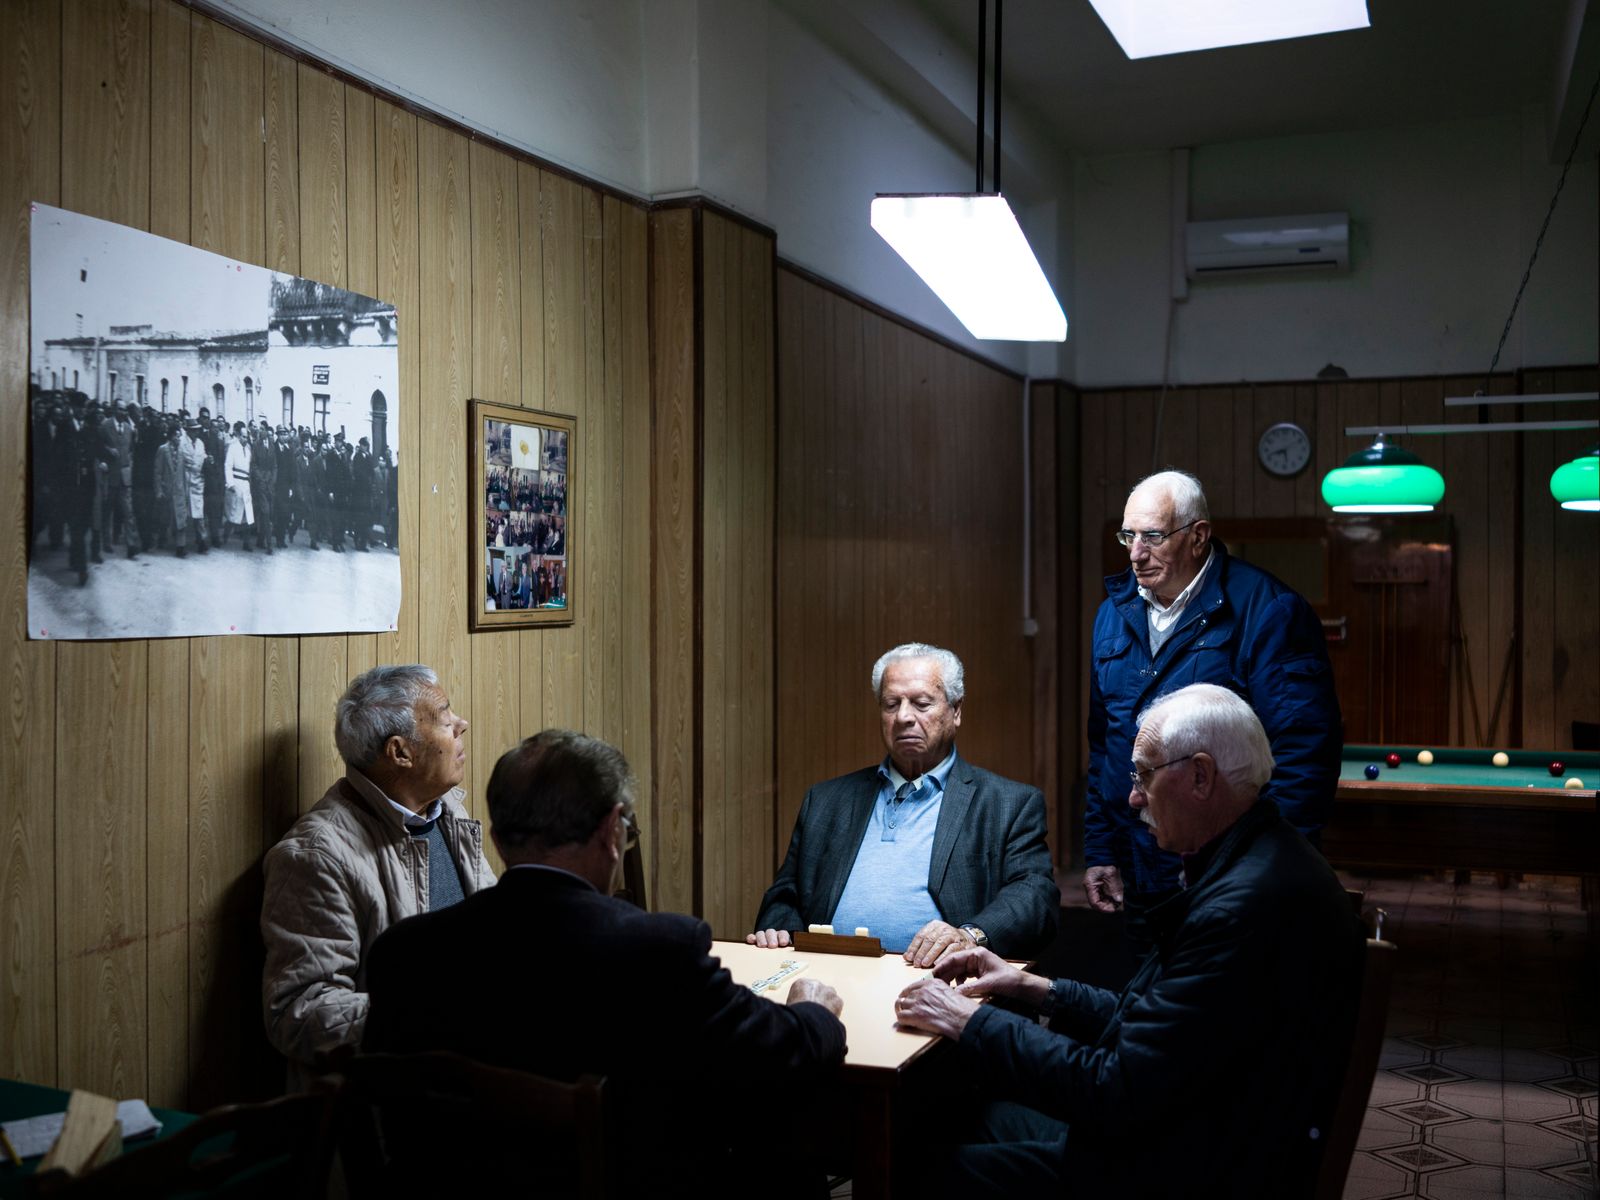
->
[1566,777,1585,790]
[1417,750,1434,765]
[1492,752,1510,767]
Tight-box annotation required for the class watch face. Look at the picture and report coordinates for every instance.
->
[1258,422,1312,477]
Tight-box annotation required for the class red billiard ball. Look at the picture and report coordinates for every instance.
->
[1549,761,1565,777]
[1364,764,1381,780]
[1385,753,1401,769]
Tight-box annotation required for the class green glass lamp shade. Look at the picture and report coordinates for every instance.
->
[1549,444,1599,511]
[1321,439,1445,513]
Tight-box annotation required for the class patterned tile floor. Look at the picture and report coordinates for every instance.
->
[829,871,1597,1199]
[1341,871,1597,1199]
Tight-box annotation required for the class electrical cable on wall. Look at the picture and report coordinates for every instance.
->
[1478,66,1600,396]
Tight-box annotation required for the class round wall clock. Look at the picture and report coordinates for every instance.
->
[1258,421,1312,477]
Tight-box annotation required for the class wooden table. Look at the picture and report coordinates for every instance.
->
[714,940,947,1199]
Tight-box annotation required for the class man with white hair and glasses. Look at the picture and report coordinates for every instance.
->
[260,664,496,1086]
[1083,470,1341,947]
[895,684,1363,1196]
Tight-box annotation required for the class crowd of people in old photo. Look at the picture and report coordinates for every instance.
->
[30,385,399,587]
[483,460,568,612]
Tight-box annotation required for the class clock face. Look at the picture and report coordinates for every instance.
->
[1258,422,1312,477]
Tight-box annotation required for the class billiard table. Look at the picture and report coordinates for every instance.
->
[1323,745,1599,890]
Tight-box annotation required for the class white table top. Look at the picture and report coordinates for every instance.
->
[712,940,946,1075]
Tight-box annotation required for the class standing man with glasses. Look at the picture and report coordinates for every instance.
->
[1083,471,1340,948]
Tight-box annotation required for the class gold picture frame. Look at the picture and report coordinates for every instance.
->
[470,399,574,630]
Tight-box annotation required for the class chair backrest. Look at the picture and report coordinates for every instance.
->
[1313,936,1397,1200]
[29,1086,339,1200]
[337,1052,609,1200]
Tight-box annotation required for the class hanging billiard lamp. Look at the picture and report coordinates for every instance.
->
[1321,68,1598,513]
[1321,434,1445,513]
[1549,444,1599,511]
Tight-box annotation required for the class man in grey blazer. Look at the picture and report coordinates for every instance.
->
[750,642,1057,966]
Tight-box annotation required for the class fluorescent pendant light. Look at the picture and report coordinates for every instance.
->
[871,194,1067,342]
[1088,0,1369,60]
[1321,437,1444,513]
[1549,445,1600,512]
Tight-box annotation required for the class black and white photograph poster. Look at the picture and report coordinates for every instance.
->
[26,202,402,640]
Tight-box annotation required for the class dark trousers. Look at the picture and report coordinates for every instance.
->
[939,1101,1068,1198]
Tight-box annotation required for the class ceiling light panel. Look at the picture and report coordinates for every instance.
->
[1089,0,1370,60]
[870,194,1068,342]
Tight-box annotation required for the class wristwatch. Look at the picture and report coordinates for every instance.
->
[960,923,989,949]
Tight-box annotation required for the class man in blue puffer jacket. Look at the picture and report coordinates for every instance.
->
[1083,471,1341,942]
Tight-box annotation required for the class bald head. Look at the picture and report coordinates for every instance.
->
[1121,471,1212,604]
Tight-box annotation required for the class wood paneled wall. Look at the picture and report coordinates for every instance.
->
[1,0,655,1109]
[773,267,1061,877]
[1074,369,1600,763]
[649,206,778,938]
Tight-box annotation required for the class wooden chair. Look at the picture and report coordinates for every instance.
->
[614,810,648,910]
[337,1052,609,1200]
[28,1087,340,1199]
[1313,931,1396,1200]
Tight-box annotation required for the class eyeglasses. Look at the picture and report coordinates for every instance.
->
[1129,754,1196,796]
[1115,519,1200,548]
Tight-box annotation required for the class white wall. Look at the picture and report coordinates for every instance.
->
[211,0,649,196]
[203,3,1598,390]
[764,5,1073,375]
[215,0,1073,377]
[1073,112,1599,387]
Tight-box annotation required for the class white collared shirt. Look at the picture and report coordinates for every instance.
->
[1139,548,1214,657]
[345,767,444,830]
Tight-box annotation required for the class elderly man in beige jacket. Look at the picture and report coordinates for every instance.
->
[261,664,496,1086]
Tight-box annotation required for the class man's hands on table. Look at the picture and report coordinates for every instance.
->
[902,919,976,967]
[746,919,979,966]
[894,947,1052,1039]
[786,977,843,1017]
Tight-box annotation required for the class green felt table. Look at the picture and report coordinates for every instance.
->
[0,1077,196,1196]
[1339,745,1600,798]
[1325,745,1599,888]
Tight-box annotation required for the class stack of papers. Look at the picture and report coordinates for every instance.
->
[1,1100,161,1160]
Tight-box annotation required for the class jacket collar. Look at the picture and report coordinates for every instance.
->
[1144,797,1280,939]
[928,752,976,893]
[1107,539,1234,644]
[339,769,454,835]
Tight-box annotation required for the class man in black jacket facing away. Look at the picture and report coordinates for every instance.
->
[365,729,847,1197]
[895,683,1363,1197]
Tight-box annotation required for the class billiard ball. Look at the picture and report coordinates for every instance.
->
[1492,752,1510,767]
[1417,750,1434,765]
[1567,777,1585,790]
[1549,761,1565,777]
[1363,764,1381,780]
[1386,753,1401,769]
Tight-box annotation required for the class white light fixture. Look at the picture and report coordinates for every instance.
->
[871,195,1066,342]
[871,1,1068,343]
[1088,0,1369,60]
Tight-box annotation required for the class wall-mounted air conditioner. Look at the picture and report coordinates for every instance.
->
[1184,212,1349,278]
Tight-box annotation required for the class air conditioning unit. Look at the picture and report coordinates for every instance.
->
[1184,212,1349,278]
